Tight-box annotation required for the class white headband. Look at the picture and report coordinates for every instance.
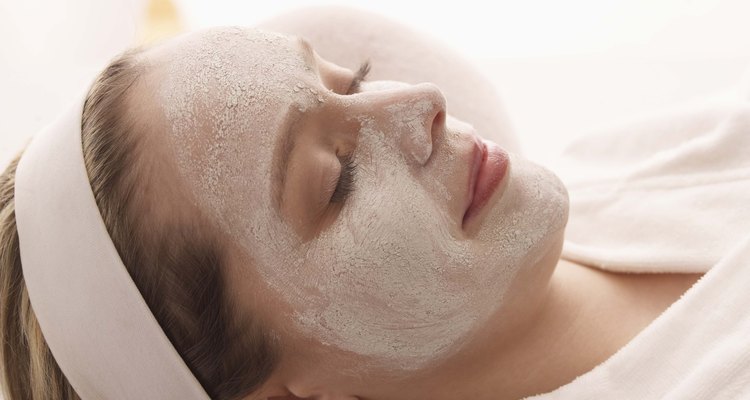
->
[14,93,211,399]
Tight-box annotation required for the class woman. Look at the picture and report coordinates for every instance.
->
[0,6,723,400]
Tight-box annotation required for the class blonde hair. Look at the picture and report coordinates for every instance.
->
[0,48,279,400]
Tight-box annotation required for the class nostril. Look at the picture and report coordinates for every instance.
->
[424,110,445,166]
[432,110,445,135]
[432,110,445,142]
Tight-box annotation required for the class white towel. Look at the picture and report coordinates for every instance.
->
[552,97,750,273]
[525,83,750,398]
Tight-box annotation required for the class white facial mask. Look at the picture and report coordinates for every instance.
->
[278,107,568,372]
[157,27,569,373]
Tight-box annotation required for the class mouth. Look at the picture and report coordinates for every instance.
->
[462,134,509,230]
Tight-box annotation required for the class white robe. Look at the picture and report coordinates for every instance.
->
[526,92,750,399]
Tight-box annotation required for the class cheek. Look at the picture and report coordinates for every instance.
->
[312,133,461,285]
[474,154,569,268]
[295,165,480,369]
[260,120,546,372]
[327,122,460,271]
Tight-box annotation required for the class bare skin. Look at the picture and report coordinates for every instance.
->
[361,249,705,400]
[507,258,704,398]
[249,254,704,400]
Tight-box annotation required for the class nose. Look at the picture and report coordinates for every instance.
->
[353,82,446,166]
[393,82,446,165]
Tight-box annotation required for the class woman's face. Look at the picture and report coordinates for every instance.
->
[148,27,568,374]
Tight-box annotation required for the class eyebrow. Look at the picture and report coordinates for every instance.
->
[271,37,316,214]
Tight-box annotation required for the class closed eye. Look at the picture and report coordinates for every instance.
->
[321,59,371,207]
[329,152,357,204]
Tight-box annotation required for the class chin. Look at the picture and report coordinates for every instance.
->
[476,153,569,265]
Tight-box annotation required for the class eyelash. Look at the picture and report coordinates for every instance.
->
[330,152,357,204]
[329,60,371,204]
[346,59,371,95]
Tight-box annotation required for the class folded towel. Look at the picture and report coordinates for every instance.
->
[551,96,750,273]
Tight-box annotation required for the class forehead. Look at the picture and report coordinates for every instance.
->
[152,27,319,241]
[153,25,317,162]
[155,26,297,65]
[151,27,312,102]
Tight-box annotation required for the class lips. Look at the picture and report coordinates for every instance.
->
[462,135,509,228]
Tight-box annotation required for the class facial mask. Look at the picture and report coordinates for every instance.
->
[284,109,568,372]
[157,27,569,373]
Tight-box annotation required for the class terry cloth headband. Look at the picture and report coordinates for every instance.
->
[14,91,211,399]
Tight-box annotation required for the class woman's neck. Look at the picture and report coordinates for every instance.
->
[477,258,703,399]
[397,257,703,400]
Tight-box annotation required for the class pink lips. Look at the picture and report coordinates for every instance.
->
[462,136,509,228]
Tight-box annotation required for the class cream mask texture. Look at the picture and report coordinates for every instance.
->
[156,27,569,371]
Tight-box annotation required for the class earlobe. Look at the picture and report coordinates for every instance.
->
[280,383,361,400]
[258,383,306,399]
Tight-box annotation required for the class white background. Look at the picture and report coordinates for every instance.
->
[2,0,750,169]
